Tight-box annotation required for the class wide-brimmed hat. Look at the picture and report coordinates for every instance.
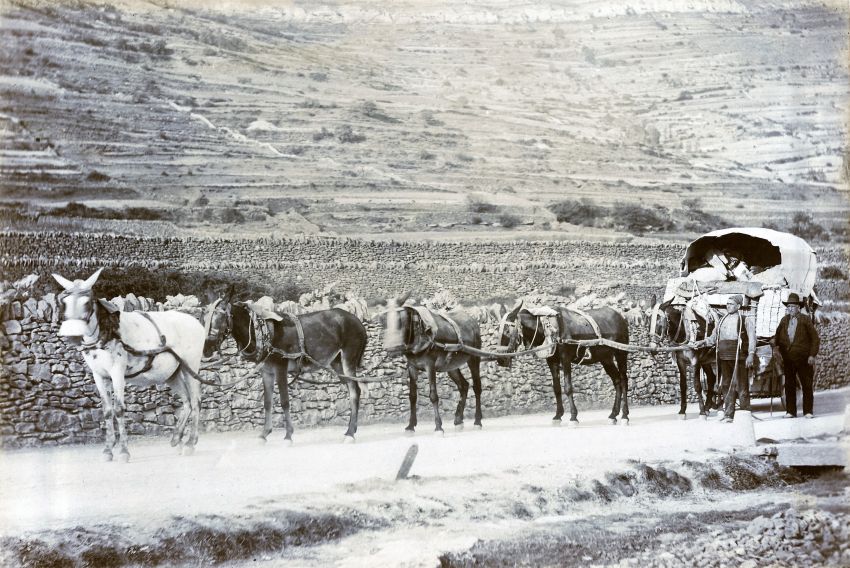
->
[783,292,804,306]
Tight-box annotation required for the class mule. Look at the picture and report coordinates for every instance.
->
[52,268,205,462]
[204,297,368,443]
[381,297,483,434]
[649,301,719,419]
[498,302,630,425]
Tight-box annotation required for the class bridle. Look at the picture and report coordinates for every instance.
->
[497,313,523,353]
[57,288,101,349]
[650,304,681,346]
[205,299,232,355]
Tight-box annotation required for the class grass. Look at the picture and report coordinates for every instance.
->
[1,510,380,567]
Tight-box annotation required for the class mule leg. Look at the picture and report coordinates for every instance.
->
[703,363,718,411]
[617,350,629,423]
[110,366,130,462]
[469,358,483,428]
[547,354,564,422]
[186,370,202,452]
[340,350,362,441]
[693,365,707,417]
[405,364,418,433]
[91,373,116,461]
[167,374,192,450]
[560,348,579,424]
[602,357,622,424]
[273,362,294,443]
[260,363,277,441]
[447,369,469,427]
[674,354,688,417]
[427,365,443,433]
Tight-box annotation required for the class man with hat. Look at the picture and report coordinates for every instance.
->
[773,293,820,418]
[699,294,757,422]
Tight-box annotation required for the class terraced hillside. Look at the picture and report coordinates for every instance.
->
[0,0,847,238]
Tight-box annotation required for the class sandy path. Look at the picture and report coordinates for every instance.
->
[0,389,847,537]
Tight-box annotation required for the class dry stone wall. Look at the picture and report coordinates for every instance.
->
[1,231,848,448]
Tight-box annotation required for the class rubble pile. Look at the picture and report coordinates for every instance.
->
[617,507,850,567]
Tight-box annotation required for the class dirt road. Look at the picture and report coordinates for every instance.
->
[1,389,847,566]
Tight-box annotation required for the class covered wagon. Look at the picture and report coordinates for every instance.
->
[662,228,818,404]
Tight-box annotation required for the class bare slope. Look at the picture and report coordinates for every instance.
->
[1,0,847,236]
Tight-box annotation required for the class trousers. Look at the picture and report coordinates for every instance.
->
[719,358,750,417]
[782,355,814,416]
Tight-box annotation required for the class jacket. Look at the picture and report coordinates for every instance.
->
[774,314,819,360]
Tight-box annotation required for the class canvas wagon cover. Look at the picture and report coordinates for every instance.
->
[680,228,817,296]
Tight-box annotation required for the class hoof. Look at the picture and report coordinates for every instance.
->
[567,420,579,428]
[619,418,629,426]
[700,414,707,421]
[679,414,687,421]
[343,435,356,444]
[102,451,113,462]
[182,445,195,456]
[434,429,444,437]
[170,438,180,448]
[282,438,294,447]
[552,419,562,427]
[473,423,482,430]
[404,428,415,436]
[258,436,268,445]
[118,452,130,463]
[608,418,617,425]
[454,423,464,431]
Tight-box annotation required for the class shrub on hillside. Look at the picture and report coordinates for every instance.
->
[789,212,829,242]
[498,213,521,228]
[466,195,498,214]
[610,203,674,234]
[547,199,603,225]
[820,266,847,280]
[52,267,311,304]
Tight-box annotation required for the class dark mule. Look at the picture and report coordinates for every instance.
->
[498,303,630,425]
[649,301,719,418]
[204,297,368,443]
[381,299,483,434]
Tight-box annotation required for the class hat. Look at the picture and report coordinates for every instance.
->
[783,293,804,306]
[726,294,743,306]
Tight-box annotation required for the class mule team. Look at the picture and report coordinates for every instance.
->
[55,268,744,462]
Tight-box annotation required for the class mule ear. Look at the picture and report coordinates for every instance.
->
[649,294,657,307]
[224,284,236,304]
[52,273,75,291]
[395,291,412,305]
[81,267,104,291]
[508,299,523,319]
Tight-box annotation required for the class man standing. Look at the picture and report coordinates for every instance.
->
[774,293,820,418]
[702,295,757,422]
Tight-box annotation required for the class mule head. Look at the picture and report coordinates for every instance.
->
[381,297,418,354]
[52,268,104,339]
[203,298,232,358]
[496,300,523,367]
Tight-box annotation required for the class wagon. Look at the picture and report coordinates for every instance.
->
[663,228,818,408]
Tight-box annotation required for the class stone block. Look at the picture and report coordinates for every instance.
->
[3,320,22,335]
[14,422,36,434]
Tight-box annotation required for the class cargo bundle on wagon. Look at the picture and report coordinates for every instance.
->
[656,228,818,410]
